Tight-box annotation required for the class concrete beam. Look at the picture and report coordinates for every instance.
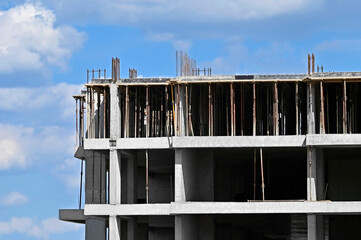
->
[84,136,306,150]
[173,136,306,148]
[306,134,361,146]
[85,202,361,216]
[85,204,172,216]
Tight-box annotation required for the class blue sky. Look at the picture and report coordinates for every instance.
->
[0,0,361,239]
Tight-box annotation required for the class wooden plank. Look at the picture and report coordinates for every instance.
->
[273,82,279,136]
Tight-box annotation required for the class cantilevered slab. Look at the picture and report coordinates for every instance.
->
[173,136,306,148]
[59,209,86,224]
[306,134,361,146]
[85,204,172,216]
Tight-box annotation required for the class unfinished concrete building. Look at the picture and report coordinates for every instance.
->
[60,54,361,239]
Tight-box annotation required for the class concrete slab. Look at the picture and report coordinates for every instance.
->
[173,136,306,148]
[85,204,172,216]
[84,201,361,216]
[306,134,361,146]
[59,209,86,224]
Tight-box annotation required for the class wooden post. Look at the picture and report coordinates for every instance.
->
[146,86,150,138]
[240,84,244,136]
[230,82,235,136]
[104,88,107,138]
[125,86,129,138]
[209,83,213,136]
[165,86,169,136]
[134,87,138,137]
[295,82,299,135]
[320,81,325,134]
[273,82,279,136]
[253,82,256,136]
[185,84,189,136]
[343,80,347,134]
[145,150,149,203]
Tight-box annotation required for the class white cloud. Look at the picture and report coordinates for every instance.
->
[0,82,83,119]
[146,32,192,51]
[1,192,28,206]
[0,2,86,74]
[0,217,82,239]
[0,134,27,170]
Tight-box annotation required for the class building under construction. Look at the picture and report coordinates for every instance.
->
[60,53,361,239]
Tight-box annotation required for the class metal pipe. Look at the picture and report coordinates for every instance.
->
[308,54,311,75]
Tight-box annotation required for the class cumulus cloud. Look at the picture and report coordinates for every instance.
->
[0,217,81,239]
[1,192,28,206]
[0,2,86,74]
[0,82,83,119]
[0,131,27,170]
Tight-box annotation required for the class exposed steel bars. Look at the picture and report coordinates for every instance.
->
[343,80,347,133]
[273,82,279,136]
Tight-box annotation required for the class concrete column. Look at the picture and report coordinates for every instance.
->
[85,218,106,240]
[175,215,197,240]
[308,215,324,240]
[109,216,121,240]
[110,149,121,204]
[179,85,187,137]
[175,149,197,202]
[110,83,120,139]
[307,148,325,201]
[307,147,325,239]
[307,83,316,134]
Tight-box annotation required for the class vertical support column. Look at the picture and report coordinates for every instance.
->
[110,84,120,139]
[175,149,198,202]
[175,215,198,240]
[185,84,189,136]
[343,80,347,134]
[253,82,256,136]
[320,81,325,134]
[307,82,316,134]
[86,218,106,240]
[109,216,121,240]
[240,84,244,136]
[104,88,107,138]
[109,149,121,204]
[179,84,187,137]
[273,82,279,136]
